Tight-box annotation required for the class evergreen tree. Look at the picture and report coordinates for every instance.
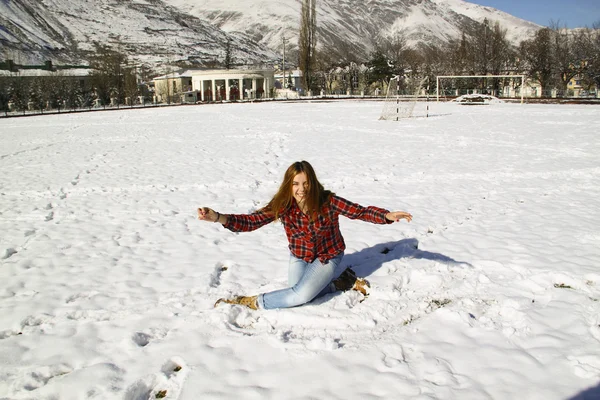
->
[88,42,129,105]
[367,50,394,88]
[0,77,10,112]
[9,75,30,111]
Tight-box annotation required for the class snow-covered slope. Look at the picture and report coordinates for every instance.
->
[431,0,542,45]
[166,0,541,57]
[0,0,541,66]
[0,0,276,66]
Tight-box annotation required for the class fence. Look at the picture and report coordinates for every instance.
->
[0,97,188,118]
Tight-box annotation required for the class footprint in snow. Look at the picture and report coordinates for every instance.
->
[2,247,18,259]
[131,327,169,347]
[124,357,188,400]
[209,262,230,288]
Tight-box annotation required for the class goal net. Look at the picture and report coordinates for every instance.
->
[379,75,428,120]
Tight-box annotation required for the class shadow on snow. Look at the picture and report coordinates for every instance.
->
[567,382,600,400]
[338,238,473,278]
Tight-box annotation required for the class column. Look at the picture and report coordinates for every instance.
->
[265,78,271,98]
[226,78,231,101]
[252,79,257,99]
[263,78,268,98]
[239,78,243,99]
[211,80,216,102]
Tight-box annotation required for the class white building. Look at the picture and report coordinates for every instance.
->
[152,68,275,103]
[274,69,303,92]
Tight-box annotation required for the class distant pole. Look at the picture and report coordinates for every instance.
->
[282,35,288,89]
[521,75,524,104]
[426,77,430,118]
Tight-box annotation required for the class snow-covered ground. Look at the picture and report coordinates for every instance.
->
[1,100,599,400]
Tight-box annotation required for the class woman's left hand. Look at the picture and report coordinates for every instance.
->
[386,211,412,223]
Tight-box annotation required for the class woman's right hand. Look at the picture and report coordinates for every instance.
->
[197,207,219,223]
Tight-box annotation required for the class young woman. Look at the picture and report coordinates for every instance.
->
[198,161,412,310]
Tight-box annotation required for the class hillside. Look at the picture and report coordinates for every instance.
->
[0,0,541,67]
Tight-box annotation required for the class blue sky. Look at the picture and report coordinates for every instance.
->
[469,0,600,28]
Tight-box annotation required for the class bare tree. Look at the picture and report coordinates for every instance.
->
[298,0,317,93]
[446,31,474,75]
[419,45,446,93]
[314,49,337,94]
[584,25,600,90]
[519,28,555,95]
[571,26,600,92]
[469,19,511,92]
[224,38,233,70]
[488,22,513,94]
[472,18,492,77]
[377,31,408,71]
[549,21,579,93]
[122,66,139,104]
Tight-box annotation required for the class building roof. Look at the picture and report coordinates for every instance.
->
[152,70,192,80]
[0,68,93,77]
[152,68,275,81]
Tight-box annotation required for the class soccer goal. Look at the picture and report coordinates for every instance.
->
[436,75,525,104]
[379,75,429,120]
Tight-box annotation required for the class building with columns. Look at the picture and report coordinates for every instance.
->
[152,68,275,103]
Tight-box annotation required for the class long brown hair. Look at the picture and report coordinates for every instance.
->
[264,161,333,221]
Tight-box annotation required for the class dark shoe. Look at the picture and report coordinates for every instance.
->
[214,295,258,310]
[333,268,370,296]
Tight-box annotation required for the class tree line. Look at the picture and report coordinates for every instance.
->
[1,19,599,113]
[306,19,600,97]
[0,43,154,113]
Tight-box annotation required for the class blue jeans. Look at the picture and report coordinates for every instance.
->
[258,252,344,310]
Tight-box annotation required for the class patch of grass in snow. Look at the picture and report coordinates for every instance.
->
[554,283,572,289]
[430,299,452,308]
[402,299,453,326]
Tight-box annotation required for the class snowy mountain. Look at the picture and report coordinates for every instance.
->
[165,0,542,59]
[0,0,541,67]
[0,0,277,67]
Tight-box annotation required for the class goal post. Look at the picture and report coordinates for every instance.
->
[379,75,429,120]
[436,75,525,104]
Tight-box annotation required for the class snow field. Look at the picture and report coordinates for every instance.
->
[1,100,599,399]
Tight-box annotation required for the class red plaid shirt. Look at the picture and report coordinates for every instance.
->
[223,195,392,263]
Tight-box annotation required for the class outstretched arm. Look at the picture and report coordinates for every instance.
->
[385,211,412,223]
[331,195,411,225]
[197,206,275,232]
[198,207,228,225]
